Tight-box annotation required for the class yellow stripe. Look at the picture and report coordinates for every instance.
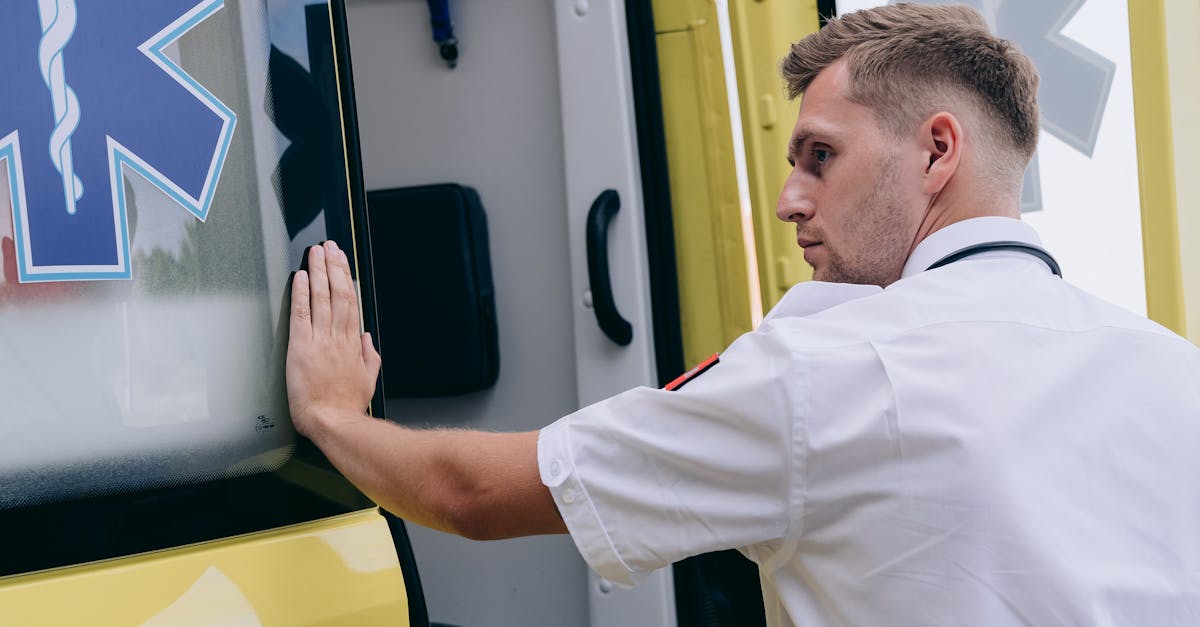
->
[651,0,821,367]
[1128,0,1186,335]
[0,509,408,626]
[728,0,819,312]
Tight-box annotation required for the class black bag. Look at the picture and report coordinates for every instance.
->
[367,184,499,397]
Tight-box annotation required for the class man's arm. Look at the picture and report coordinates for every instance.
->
[285,240,566,539]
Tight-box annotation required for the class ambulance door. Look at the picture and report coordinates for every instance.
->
[346,0,672,625]
[0,1,421,624]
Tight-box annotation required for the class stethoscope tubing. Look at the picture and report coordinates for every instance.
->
[926,241,1062,278]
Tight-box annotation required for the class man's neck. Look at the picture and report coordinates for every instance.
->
[908,184,1020,257]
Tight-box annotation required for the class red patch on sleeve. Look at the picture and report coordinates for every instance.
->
[664,353,720,392]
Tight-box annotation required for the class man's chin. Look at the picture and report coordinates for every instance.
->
[811,264,888,287]
[809,261,838,283]
[810,263,846,284]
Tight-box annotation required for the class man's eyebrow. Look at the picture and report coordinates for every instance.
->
[787,131,813,165]
[788,132,811,160]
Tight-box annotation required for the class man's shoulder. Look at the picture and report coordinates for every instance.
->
[765,263,1190,350]
[756,282,918,351]
[893,263,1188,345]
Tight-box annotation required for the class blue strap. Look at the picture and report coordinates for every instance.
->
[426,0,454,43]
[425,0,458,68]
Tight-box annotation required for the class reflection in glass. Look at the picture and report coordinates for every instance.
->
[0,0,354,511]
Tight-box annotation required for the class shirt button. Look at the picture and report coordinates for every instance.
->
[562,488,577,504]
[550,460,562,478]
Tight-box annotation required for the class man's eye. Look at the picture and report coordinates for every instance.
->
[812,149,830,164]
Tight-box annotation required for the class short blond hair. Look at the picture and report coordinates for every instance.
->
[782,3,1039,171]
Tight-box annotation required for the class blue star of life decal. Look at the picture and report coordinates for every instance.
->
[0,0,235,282]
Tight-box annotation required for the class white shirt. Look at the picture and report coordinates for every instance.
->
[538,217,1200,626]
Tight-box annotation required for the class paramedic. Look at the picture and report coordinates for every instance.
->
[285,4,1200,624]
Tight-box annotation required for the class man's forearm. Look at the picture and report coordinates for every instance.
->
[285,243,564,539]
[304,410,566,540]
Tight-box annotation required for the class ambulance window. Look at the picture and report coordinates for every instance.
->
[0,0,376,576]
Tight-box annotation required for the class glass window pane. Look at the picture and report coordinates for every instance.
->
[0,0,377,575]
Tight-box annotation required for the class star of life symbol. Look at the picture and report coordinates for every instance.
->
[0,0,236,282]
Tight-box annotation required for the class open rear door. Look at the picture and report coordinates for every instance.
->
[0,2,423,624]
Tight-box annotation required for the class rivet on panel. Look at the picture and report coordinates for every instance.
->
[759,94,778,130]
[777,257,792,291]
[574,0,590,17]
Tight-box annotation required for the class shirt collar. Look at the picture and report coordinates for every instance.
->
[900,216,1045,280]
[763,281,882,322]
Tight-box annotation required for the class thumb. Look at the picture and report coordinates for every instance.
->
[362,331,382,381]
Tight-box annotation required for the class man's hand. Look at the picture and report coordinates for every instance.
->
[282,240,565,538]
[286,240,380,437]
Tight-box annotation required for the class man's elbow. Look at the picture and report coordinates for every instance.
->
[441,492,506,541]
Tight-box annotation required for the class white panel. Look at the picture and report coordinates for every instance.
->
[552,1,675,626]
[347,1,591,626]
[1027,0,1144,315]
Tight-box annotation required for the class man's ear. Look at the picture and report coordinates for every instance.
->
[921,111,963,195]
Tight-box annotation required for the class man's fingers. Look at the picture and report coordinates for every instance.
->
[307,244,333,334]
[339,249,360,336]
[290,270,312,342]
[325,241,356,337]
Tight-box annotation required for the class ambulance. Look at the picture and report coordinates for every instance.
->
[0,1,1195,625]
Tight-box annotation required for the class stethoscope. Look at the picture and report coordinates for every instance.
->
[926,241,1062,278]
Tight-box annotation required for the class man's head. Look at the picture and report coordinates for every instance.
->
[776,3,1040,286]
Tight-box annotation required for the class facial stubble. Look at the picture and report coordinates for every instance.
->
[817,152,915,287]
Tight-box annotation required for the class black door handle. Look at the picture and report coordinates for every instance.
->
[585,189,633,346]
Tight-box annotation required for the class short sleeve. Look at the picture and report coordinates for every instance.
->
[537,329,805,586]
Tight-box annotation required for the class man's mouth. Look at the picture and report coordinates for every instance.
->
[798,239,823,265]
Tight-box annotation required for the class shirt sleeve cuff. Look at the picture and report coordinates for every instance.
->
[538,417,642,587]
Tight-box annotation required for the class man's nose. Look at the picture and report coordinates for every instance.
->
[776,171,813,223]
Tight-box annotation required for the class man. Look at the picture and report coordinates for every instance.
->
[287,4,1200,625]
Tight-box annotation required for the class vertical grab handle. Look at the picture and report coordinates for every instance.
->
[585,189,633,346]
